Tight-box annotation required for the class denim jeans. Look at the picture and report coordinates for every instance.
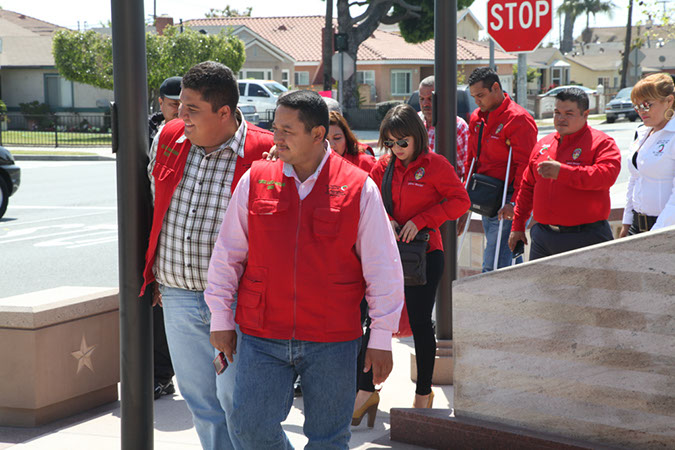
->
[481,214,522,272]
[159,285,240,450]
[231,334,361,450]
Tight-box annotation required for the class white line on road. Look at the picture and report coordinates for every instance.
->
[9,206,117,210]
[0,225,117,245]
[0,211,113,227]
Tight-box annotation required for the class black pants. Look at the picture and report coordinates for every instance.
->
[529,221,613,261]
[628,210,658,235]
[153,304,175,384]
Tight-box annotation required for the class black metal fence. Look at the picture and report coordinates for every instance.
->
[0,113,112,147]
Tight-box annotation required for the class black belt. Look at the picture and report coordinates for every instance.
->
[543,220,606,233]
[632,210,658,232]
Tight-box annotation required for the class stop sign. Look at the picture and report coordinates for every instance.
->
[487,0,552,53]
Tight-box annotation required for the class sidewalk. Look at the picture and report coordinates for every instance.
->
[1,337,444,449]
[8,146,115,161]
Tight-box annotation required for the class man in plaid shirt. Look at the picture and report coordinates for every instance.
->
[143,62,273,450]
[418,76,469,179]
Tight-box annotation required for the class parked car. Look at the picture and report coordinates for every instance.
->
[238,104,260,125]
[0,145,21,219]
[406,84,478,123]
[605,87,639,123]
[541,85,597,97]
[238,80,288,122]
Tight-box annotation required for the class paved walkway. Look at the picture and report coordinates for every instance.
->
[1,337,446,449]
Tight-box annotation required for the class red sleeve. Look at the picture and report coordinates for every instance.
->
[410,157,471,230]
[556,134,622,190]
[508,114,538,199]
[512,148,538,232]
[464,113,479,178]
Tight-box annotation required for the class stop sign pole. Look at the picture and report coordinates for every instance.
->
[487,0,552,106]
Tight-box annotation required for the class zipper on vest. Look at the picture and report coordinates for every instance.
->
[292,200,302,339]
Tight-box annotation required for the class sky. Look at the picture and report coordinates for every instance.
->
[1,0,642,46]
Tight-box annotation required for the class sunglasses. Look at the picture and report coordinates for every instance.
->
[383,139,409,148]
[633,101,654,113]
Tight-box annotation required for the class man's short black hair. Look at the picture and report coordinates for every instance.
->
[555,87,589,112]
[181,61,238,113]
[468,67,502,91]
[277,90,329,139]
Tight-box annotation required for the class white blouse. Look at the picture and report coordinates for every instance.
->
[622,118,675,230]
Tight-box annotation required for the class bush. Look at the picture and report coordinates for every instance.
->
[0,100,7,121]
[19,101,52,130]
[376,100,403,122]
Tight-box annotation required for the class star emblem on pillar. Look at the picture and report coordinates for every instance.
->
[71,335,97,374]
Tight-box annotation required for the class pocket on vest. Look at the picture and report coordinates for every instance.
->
[251,198,289,229]
[235,266,268,330]
[313,207,341,237]
[324,279,364,333]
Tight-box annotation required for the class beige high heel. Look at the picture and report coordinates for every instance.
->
[352,390,380,427]
[413,390,434,408]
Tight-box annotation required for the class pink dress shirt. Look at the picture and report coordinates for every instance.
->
[205,147,405,351]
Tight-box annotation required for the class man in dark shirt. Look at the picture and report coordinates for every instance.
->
[148,76,182,147]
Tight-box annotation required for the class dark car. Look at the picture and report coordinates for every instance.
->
[407,85,478,123]
[605,87,639,123]
[0,145,21,219]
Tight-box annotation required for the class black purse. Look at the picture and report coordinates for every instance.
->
[466,121,509,218]
[381,155,430,286]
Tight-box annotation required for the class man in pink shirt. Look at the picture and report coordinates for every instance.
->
[418,76,469,179]
[204,90,404,449]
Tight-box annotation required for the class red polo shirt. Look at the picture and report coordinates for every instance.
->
[512,124,621,231]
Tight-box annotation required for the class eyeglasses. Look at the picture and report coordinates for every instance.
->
[633,101,654,113]
[383,139,409,148]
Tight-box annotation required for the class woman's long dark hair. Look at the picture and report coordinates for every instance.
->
[329,111,361,156]
[378,104,428,161]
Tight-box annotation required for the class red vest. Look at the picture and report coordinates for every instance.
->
[140,118,273,296]
[236,152,368,342]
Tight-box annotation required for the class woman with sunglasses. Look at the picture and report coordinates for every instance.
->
[327,111,377,171]
[620,73,675,236]
[366,104,470,409]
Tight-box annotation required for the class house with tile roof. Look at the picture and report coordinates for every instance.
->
[0,10,113,113]
[185,15,516,105]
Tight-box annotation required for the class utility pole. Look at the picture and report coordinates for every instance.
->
[323,0,333,91]
[620,0,633,88]
[110,0,154,448]
[435,0,457,340]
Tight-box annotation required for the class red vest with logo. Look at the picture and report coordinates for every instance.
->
[236,152,368,342]
[140,118,273,296]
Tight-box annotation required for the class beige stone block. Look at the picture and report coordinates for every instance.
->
[0,287,120,427]
[410,340,453,386]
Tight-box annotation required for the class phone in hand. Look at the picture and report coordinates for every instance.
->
[213,352,228,375]
[512,240,525,259]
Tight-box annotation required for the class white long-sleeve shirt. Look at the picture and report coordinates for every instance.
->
[622,119,675,230]
[204,146,405,351]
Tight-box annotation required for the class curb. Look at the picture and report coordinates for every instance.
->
[14,154,115,162]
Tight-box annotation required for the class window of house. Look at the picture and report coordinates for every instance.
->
[240,69,272,80]
[597,77,609,88]
[613,76,619,88]
[295,71,310,86]
[391,70,412,96]
[551,68,562,86]
[45,74,73,108]
[281,70,290,88]
[357,70,376,101]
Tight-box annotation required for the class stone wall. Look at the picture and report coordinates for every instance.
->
[453,226,675,449]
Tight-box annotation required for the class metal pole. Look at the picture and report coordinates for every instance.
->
[110,0,154,448]
[434,0,457,340]
[489,39,495,70]
[339,51,344,107]
[517,53,527,107]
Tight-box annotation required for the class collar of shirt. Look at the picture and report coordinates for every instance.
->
[283,141,331,185]
[555,123,590,146]
[638,116,675,139]
[174,109,248,158]
[418,110,433,130]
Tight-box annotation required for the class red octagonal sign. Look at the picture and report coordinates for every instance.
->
[487,0,553,53]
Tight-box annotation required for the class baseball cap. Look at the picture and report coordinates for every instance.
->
[159,76,182,100]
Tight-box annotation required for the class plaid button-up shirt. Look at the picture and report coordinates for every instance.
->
[418,111,469,180]
[148,115,248,292]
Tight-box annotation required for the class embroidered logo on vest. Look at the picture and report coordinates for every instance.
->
[257,179,286,190]
[160,144,180,158]
[327,185,347,197]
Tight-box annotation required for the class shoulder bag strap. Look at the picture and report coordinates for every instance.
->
[380,155,396,217]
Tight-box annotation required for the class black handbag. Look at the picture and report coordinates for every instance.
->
[466,121,510,218]
[381,155,430,286]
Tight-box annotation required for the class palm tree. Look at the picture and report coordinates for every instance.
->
[580,0,617,44]
[558,0,585,53]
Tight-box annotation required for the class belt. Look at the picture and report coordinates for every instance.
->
[632,210,658,232]
[544,220,606,233]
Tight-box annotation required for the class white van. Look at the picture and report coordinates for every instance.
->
[238,80,288,122]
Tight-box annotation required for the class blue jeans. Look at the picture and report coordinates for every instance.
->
[231,334,361,450]
[159,285,240,450]
[481,215,522,272]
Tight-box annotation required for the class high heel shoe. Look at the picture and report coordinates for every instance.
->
[413,390,434,408]
[352,391,380,427]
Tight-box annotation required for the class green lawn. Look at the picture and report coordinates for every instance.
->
[0,130,112,146]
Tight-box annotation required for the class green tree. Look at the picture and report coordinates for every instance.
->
[53,26,246,106]
[205,6,252,18]
[396,0,474,44]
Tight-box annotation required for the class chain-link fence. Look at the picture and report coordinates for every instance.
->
[0,113,112,147]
